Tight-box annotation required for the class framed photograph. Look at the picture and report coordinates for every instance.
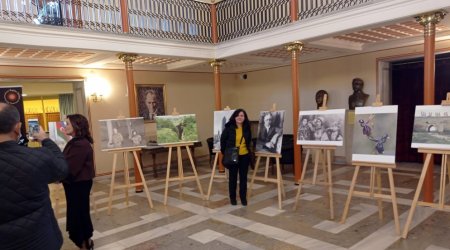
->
[48,121,72,151]
[352,105,398,164]
[213,110,235,150]
[411,105,450,150]
[136,84,166,122]
[297,109,346,146]
[98,117,146,151]
[156,114,198,145]
[255,110,285,154]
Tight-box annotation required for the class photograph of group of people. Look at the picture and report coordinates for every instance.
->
[98,117,146,150]
[297,109,345,146]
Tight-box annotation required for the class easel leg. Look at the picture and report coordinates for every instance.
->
[275,157,283,209]
[124,152,130,206]
[326,149,334,220]
[177,146,183,196]
[248,156,261,198]
[185,145,204,198]
[133,151,153,209]
[439,155,447,209]
[293,150,310,210]
[340,165,360,224]
[164,147,173,205]
[376,167,383,220]
[206,152,220,200]
[264,157,270,181]
[402,153,432,238]
[108,153,118,215]
[387,168,400,234]
[312,149,320,185]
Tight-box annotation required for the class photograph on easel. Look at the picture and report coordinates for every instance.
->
[352,106,398,164]
[255,110,285,154]
[297,109,346,146]
[98,117,146,151]
[156,114,198,145]
[213,110,235,150]
[411,105,450,150]
[48,121,72,151]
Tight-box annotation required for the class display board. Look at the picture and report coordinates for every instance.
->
[213,110,235,150]
[352,105,398,164]
[255,110,285,154]
[48,121,72,151]
[156,114,198,145]
[99,117,146,151]
[297,109,346,146]
[411,105,450,150]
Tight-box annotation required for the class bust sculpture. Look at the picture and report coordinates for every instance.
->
[348,78,369,110]
[315,90,328,109]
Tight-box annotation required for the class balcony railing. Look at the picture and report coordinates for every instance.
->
[127,0,212,43]
[298,0,377,20]
[0,0,382,44]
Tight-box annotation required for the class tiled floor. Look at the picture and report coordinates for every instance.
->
[52,158,450,250]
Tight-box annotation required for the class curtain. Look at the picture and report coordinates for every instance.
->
[59,93,74,120]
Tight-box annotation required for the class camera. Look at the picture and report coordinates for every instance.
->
[240,74,248,80]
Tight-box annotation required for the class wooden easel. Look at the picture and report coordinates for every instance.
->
[206,148,228,200]
[107,148,153,215]
[401,148,450,238]
[163,142,205,205]
[248,104,286,209]
[340,99,400,234]
[293,145,336,219]
[293,95,335,219]
[249,152,285,209]
[402,95,450,238]
[163,107,204,205]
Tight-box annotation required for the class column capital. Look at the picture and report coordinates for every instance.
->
[210,59,226,67]
[118,53,138,63]
[285,41,304,52]
[415,10,447,27]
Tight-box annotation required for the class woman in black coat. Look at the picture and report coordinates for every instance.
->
[220,109,252,206]
[63,114,95,249]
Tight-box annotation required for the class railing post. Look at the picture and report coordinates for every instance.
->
[120,0,130,33]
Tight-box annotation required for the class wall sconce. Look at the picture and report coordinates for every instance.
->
[90,93,103,102]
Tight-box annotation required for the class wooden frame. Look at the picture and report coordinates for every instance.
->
[135,84,166,123]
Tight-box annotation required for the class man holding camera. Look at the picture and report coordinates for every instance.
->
[0,103,68,250]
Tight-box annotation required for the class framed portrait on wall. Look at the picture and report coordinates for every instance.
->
[136,84,166,122]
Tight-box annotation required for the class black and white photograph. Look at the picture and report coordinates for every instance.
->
[98,117,146,151]
[297,109,346,146]
[213,110,235,150]
[136,84,165,122]
[255,110,285,154]
[411,105,450,150]
[352,106,398,164]
[156,114,198,145]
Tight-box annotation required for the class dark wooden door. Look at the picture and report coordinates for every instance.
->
[391,53,450,163]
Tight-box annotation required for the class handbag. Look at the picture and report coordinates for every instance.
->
[222,136,243,169]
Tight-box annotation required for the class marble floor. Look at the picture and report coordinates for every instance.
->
[52,157,450,250]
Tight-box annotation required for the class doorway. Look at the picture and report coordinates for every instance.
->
[391,52,450,162]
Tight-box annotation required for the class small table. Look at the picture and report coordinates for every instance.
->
[140,141,202,178]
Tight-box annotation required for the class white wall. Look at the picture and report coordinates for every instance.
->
[1,39,450,174]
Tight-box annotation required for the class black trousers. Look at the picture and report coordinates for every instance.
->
[63,180,94,248]
[228,154,250,202]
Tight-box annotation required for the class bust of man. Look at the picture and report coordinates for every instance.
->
[315,90,328,109]
[348,78,369,110]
